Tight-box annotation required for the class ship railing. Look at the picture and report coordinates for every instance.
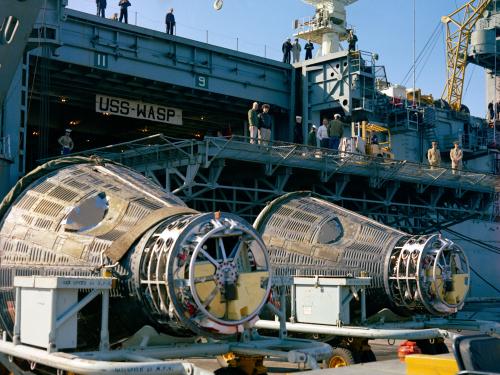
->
[38,134,200,167]
[36,134,498,193]
[0,135,12,161]
[201,136,497,193]
[349,50,377,74]
[293,15,331,36]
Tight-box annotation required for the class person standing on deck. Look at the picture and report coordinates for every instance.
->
[118,0,131,24]
[317,119,329,149]
[450,141,463,175]
[304,39,314,60]
[98,0,107,18]
[165,8,176,35]
[282,39,292,64]
[294,116,303,144]
[58,129,74,155]
[258,104,272,145]
[308,125,318,147]
[427,141,441,169]
[328,114,344,150]
[347,29,358,52]
[292,38,302,63]
[248,102,259,144]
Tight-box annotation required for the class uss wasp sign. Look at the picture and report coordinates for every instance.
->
[96,95,183,125]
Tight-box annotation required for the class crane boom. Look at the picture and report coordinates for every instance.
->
[442,0,492,111]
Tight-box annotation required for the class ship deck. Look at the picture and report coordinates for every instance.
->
[73,134,498,194]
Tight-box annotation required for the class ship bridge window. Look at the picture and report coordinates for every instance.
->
[63,192,109,232]
[315,217,343,244]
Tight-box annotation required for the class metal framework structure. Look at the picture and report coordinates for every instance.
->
[442,0,492,111]
[63,134,499,234]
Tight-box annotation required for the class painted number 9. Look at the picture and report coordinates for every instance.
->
[196,75,208,89]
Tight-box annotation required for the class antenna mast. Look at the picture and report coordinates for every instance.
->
[294,0,358,55]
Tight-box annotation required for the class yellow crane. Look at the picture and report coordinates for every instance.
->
[442,0,492,111]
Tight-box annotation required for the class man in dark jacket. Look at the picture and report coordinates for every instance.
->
[258,104,272,145]
[98,0,107,17]
[328,114,344,150]
[165,8,175,35]
[294,116,303,144]
[282,39,292,64]
[304,39,314,60]
[347,29,358,52]
[307,125,318,147]
[118,0,131,23]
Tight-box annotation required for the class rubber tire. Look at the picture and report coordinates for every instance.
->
[327,347,358,368]
[416,339,449,355]
[360,350,377,363]
[434,341,449,354]
[214,367,247,375]
[416,339,436,354]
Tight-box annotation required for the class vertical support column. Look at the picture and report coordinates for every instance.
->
[301,65,309,140]
[279,286,287,340]
[0,102,3,138]
[13,286,21,345]
[289,66,296,143]
[290,283,296,323]
[165,167,172,192]
[38,45,51,160]
[18,52,29,176]
[100,289,110,351]
[360,287,366,322]
[1,59,24,197]
[48,289,57,353]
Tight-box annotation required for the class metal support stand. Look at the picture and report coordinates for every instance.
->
[1,276,333,375]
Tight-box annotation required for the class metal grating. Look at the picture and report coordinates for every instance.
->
[17,194,39,211]
[32,199,65,217]
[21,214,34,225]
[134,197,164,211]
[48,186,79,202]
[34,217,53,230]
[31,181,55,194]
[65,179,90,190]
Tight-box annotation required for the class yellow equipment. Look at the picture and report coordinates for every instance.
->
[442,0,492,111]
[405,354,459,375]
[361,122,395,159]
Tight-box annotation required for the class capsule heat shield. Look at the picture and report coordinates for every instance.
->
[254,193,469,316]
[0,158,271,344]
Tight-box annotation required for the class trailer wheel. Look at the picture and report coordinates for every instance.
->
[361,349,376,363]
[327,347,357,368]
[416,339,449,355]
[434,341,449,354]
[214,367,247,375]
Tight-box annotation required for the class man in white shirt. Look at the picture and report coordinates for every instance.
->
[317,118,329,148]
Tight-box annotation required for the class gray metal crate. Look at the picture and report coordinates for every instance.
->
[293,277,371,325]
